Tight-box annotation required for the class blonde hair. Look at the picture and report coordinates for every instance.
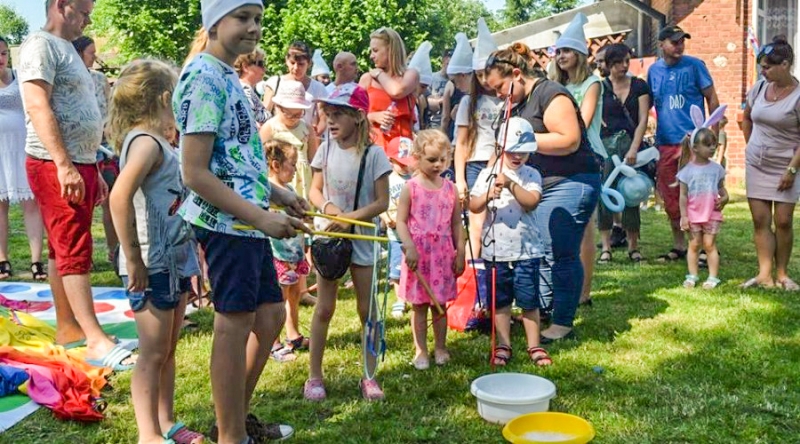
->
[370,27,407,77]
[234,48,266,76]
[548,49,592,85]
[671,128,718,187]
[184,28,208,67]
[412,129,450,160]
[108,59,178,153]
[322,104,372,154]
[264,139,297,169]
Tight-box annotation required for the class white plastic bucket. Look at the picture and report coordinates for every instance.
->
[470,373,557,424]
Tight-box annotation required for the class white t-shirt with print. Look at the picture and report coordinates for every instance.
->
[455,94,503,162]
[18,31,102,164]
[267,75,329,127]
[174,53,271,238]
[386,170,411,241]
[470,165,544,262]
[311,141,392,266]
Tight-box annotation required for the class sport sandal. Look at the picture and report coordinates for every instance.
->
[683,274,699,288]
[702,277,721,289]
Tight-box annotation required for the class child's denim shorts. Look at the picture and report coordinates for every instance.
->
[485,258,541,311]
[122,271,191,312]
[388,240,403,281]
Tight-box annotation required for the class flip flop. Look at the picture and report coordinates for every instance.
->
[779,278,800,292]
[739,277,773,289]
[84,344,135,371]
[60,336,137,351]
[163,422,205,444]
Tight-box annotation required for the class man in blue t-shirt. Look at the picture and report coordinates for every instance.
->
[648,25,720,262]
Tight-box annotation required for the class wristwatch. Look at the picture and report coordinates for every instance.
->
[789,166,798,175]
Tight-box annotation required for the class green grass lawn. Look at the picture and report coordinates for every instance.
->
[2,191,799,443]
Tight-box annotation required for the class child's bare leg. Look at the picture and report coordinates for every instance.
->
[494,305,512,347]
[351,265,378,375]
[284,283,303,340]
[410,304,429,359]
[432,306,449,363]
[703,233,719,279]
[521,308,542,348]
[309,275,338,380]
[132,303,177,444]
[211,311,254,443]
[157,294,189,435]
[244,301,285,409]
[687,231,702,277]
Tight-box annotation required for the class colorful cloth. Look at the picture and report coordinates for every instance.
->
[0,365,28,397]
[0,347,105,421]
[400,177,457,305]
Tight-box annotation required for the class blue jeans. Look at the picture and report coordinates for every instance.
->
[536,173,600,327]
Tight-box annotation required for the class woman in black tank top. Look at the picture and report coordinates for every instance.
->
[483,43,601,343]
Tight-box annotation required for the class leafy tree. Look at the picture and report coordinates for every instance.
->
[0,3,29,45]
[90,0,201,64]
[90,0,496,72]
[500,0,579,28]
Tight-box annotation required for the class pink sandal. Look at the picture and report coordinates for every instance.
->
[303,378,326,401]
[164,422,204,444]
[360,378,385,401]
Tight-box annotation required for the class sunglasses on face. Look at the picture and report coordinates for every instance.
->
[253,60,265,68]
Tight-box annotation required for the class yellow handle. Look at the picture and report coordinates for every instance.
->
[271,206,377,229]
[232,225,389,243]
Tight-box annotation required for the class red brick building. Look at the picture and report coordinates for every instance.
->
[648,0,799,182]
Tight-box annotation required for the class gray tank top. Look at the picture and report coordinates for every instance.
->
[117,130,199,292]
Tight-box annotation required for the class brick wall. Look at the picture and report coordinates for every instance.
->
[648,0,752,183]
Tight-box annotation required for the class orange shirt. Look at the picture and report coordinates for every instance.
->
[367,84,416,150]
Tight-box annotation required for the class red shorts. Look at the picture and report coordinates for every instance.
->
[26,157,99,276]
[656,144,682,223]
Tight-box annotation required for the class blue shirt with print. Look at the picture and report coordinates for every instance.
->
[647,55,714,146]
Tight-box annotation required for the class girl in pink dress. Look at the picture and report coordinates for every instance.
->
[396,130,465,370]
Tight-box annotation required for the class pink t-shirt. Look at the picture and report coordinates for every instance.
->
[676,161,726,224]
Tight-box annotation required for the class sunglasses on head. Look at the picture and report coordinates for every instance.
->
[758,44,775,60]
[485,54,516,71]
[288,53,309,63]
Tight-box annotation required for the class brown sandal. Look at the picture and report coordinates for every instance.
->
[492,344,512,366]
[527,346,552,366]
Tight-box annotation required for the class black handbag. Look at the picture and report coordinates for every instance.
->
[311,146,370,280]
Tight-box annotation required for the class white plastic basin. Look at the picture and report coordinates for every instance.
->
[470,373,557,424]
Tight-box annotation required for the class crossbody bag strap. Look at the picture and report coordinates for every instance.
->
[350,146,371,234]
[604,78,637,132]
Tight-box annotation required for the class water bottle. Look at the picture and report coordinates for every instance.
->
[381,101,397,134]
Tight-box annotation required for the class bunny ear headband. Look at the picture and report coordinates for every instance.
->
[689,104,727,147]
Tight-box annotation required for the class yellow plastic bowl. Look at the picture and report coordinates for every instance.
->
[503,412,595,444]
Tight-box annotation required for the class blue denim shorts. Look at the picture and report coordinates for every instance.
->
[122,272,191,312]
[194,227,283,313]
[466,161,488,190]
[388,240,402,281]
[485,258,541,311]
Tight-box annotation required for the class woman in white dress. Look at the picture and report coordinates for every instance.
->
[0,37,46,280]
